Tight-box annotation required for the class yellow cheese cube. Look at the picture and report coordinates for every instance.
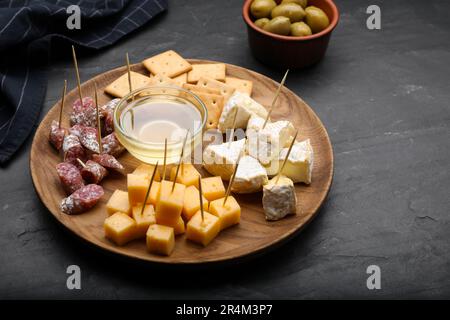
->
[132,204,156,239]
[106,190,131,216]
[182,185,209,221]
[201,176,226,201]
[155,180,186,225]
[169,163,201,187]
[186,211,220,247]
[146,224,175,256]
[209,196,241,231]
[132,163,161,181]
[159,216,185,235]
[148,181,161,206]
[104,212,137,246]
[127,174,148,205]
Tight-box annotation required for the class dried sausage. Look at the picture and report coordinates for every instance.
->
[56,162,84,194]
[60,184,104,215]
[81,160,108,184]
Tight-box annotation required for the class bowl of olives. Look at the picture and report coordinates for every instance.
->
[243,0,339,69]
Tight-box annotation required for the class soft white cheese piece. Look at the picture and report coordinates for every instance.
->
[202,138,246,180]
[231,155,268,193]
[263,175,297,221]
[264,139,314,184]
[218,92,268,132]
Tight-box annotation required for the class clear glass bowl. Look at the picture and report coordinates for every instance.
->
[113,86,207,165]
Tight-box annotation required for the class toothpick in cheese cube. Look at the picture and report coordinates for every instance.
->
[169,163,201,187]
[186,211,221,247]
[209,196,241,231]
[106,189,131,216]
[146,224,175,256]
[155,180,186,225]
[132,204,156,238]
[104,212,137,246]
[182,185,209,221]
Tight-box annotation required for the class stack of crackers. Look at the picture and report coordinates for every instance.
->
[104,50,253,129]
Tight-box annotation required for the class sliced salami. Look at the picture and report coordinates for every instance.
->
[63,134,86,168]
[102,133,125,157]
[81,160,108,184]
[102,110,114,136]
[60,184,104,215]
[70,97,97,127]
[79,126,100,153]
[100,98,120,116]
[49,120,66,151]
[92,153,124,171]
[68,124,85,138]
[56,162,85,194]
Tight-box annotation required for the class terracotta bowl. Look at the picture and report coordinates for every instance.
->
[242,0,339,69]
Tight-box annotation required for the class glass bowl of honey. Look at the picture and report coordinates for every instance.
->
[113,86,207,164]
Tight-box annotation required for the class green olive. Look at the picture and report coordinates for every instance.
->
[281,0,308,9]
[250,0,277,19]
[271,3,306,23]
[254,18,270,29]
[263,16,291,36]
[305,6,330,33]
[290,21,312,36]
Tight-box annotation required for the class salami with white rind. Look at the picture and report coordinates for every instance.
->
[60,184,104,215]
[92,153,124,171]
[49,120,66,151]
[81,160,108,184]
[56,162,85,194]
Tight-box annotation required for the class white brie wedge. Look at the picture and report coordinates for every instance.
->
[263,175,297,221]
[218,92,268,132]
[202,138,246,180]
[231,155,268,193]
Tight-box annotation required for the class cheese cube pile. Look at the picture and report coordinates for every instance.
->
[104,162,239,256]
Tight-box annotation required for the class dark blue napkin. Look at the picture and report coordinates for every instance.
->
[0,0,167,165]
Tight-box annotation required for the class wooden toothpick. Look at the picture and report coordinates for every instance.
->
[198,176,204,221]
[223,156,241,206]
[141,161,159,216]
[76,158,86,168]
[126,53,133,96]
[71,45,83,104]
[275,130,298,184]
[171,130,190,192]
[58,80,67,128]
[162,138,168,181]
[94,83,102,154]
[262,69,289,129]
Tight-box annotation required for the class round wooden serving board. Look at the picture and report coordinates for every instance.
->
[30,59,333,265]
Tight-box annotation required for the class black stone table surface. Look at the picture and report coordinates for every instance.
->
[1,0,449,299]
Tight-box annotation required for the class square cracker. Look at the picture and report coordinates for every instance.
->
[149,74,176,86]
[182,83,221,96]
[196,76,236,102]
[104,71,151,98]
[172,73,187,86]
[194,92,224,129]
[187,64,226,83]
[143,50,192,78]
[225,77,253,96]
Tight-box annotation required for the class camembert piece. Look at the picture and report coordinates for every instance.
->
[231,156,268,193]
[132,204,156,238]
[262,175,297,221]
[264,139,314,184]
[186,211,221,247]
[106,190,131,216]
[169,163,201,187]
[104,212,137,246]
[209,196,241,231]
[218,92,268,132]
[200,176,226,201]
[132,164,161,181]
[146,224,175,256]
[203,138,246,180]
[155,180,186,225]
[182,185,209,221]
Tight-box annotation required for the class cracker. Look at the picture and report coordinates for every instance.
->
[143,50,192,78]
[194,92,224,129]
[104,71,151,98]
[172,73,187,86]
[225,77,253,96]
[187,63,226,83]
[196,76,236,102]
[182,83,221,96]
[149,74,175,86]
